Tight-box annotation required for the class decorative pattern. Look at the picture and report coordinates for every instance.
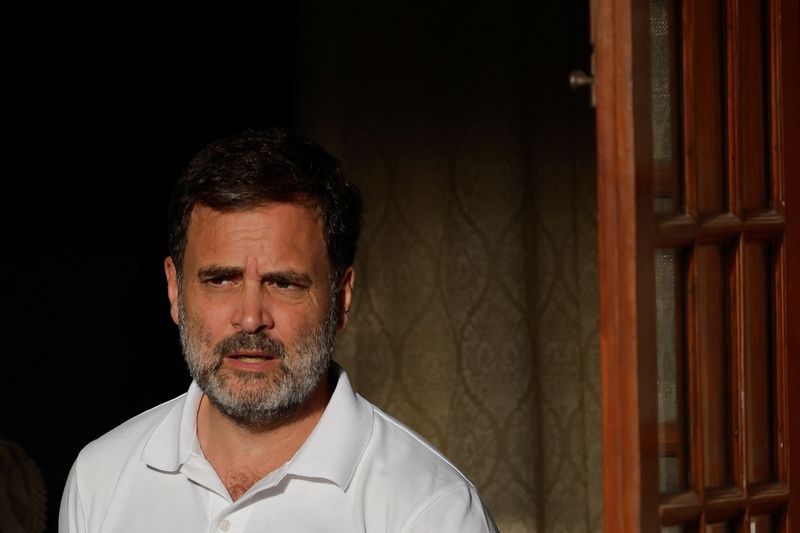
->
[296,4,602,529]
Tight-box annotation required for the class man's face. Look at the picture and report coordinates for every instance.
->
[164,203,353,427]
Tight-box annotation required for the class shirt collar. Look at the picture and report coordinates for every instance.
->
[141,382,204,472]
[284,364,373,490]
[141,364,373,491]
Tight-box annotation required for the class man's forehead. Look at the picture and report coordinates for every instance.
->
[189,201,320,223]
[182,202,329,270]
[186,202,324,236]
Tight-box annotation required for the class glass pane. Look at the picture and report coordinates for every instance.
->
[749,514,777,533]
[687,0,727,215]
[695,246,731,488]
[706,523,735,533]
[656,248,687,493]
[662,526,693,533]
[743,241,776,483]
[650,0,682,214]
[739,0,771,212]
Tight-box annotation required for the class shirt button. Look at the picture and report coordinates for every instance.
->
[219,519,231,531]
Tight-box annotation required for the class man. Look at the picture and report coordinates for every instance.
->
[59,129,497,532]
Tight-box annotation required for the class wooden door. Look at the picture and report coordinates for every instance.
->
[595,0,800,530]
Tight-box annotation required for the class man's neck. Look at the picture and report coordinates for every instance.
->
[196,376,333,501]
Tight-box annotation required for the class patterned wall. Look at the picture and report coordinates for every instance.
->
[295,3,601,530]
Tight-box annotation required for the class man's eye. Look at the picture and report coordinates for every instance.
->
[207,277,232,286]
[267,280,295,290]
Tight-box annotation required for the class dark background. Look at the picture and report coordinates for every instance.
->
[1,8,298,531]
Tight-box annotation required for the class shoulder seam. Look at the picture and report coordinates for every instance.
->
[86,391,187,447]
[74,457,89,531]
[372,407,473,485]
[398,481,474,533]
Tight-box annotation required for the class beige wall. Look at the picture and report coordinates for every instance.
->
[295,3,602,530]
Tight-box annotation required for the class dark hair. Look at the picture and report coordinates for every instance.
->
[168,129,362,283]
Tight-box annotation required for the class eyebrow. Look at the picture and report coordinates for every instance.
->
[196,265,313,287]
[197,265,243,280]
[263,270,313,287]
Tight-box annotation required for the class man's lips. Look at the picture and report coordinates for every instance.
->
[224,351,276,361]
[222,351,280,371]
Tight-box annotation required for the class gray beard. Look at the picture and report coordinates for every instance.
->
[178,296,338,428]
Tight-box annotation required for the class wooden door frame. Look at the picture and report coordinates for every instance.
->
[778,0,800,528]
[596,0,800,530]
[595,0,661,530]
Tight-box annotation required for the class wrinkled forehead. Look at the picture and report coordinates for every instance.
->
[183,202,330,272]
[186,195,324,231]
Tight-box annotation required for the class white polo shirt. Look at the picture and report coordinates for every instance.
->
[59,367,497,532]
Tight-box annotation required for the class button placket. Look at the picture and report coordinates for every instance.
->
[209,468,282,532]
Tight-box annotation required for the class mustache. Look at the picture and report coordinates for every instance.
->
[214,332,288,359]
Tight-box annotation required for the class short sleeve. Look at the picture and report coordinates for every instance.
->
[403,483,498,533]
[59,459,87,533]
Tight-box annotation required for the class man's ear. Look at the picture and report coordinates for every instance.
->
[164,257,180,325]
[337,267,355,331]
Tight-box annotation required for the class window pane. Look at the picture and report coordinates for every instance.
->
[743,241,776,483]
[656,248,687,492]
[749,514,777,533]
[695,245,731,488]
[650,0,682,214]
[739,0,771,212]
[686,0,727,215]
[706,523,735,533]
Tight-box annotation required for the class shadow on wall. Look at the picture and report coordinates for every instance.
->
[296,1,601,531]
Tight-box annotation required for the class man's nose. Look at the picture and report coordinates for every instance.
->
[232,282,275,333]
